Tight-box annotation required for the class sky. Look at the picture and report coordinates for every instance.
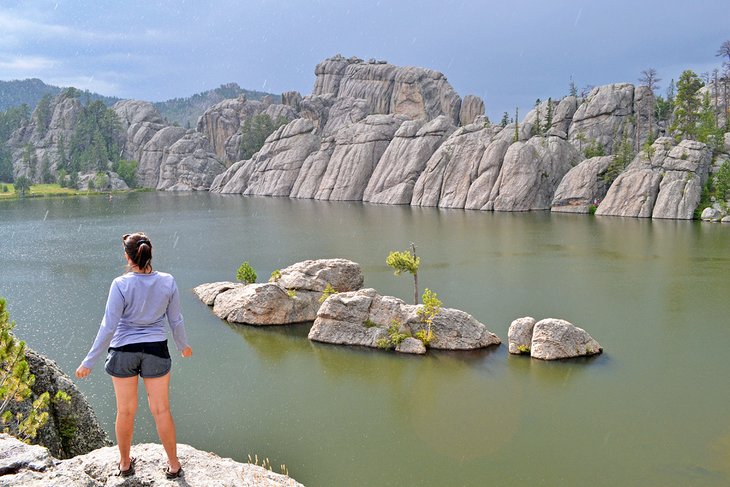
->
[0,0,728,120]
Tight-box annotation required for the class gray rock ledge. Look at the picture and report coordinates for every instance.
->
[508,317,602,360]
[0,434,304,486]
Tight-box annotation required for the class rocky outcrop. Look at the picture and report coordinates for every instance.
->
[315,115,407,201]
[0,434,303,486]
[136,126,187,188]
[157,132,226,191]
[491,136,582,211]
[313,55,461,124]
[113,100,166,164]
[195,259,363,326]
[239,119,321,196]
[9,349,110,460]
[464,138,512,210]
[459,95,485,126]
[289,137,337,199]
[551,156,613,213]
[568,84,636,154]
[363,116,456,205]
[596,138,712,219]
[507,317,602,360]
[411,123,494,208]
[309,288,501,352]
[76,171,129,191]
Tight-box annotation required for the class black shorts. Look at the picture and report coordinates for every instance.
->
[104,341,172,378]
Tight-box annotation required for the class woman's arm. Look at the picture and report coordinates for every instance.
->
[167,279,191,357]
[76,281,124,375]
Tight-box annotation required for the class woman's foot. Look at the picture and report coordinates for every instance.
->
[165,464,183,479]
[117,457,136,477]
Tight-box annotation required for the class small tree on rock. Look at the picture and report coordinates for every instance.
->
[236,262,257,285]
[386,243,420,305]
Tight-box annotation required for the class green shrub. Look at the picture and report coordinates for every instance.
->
[236,262,257,284]
[376,320,411,349]
[363,319,378,328]
[416,289,442,347]
[715,160,730,201]
[269,269,281,283]
[584,140,605,158]
[286,289,297,299]
[318,283,338,304]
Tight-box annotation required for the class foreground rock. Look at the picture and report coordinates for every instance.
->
[308,288,501,353]
[194,259,363,325]
[0,434,304,486]
[507,317,602,360]
[5,348,110,460]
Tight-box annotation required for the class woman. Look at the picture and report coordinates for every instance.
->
[76,232,192,479]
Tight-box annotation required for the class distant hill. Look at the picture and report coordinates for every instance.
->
[0,79,120,111]
[1,79,279,128]
[153,83,280,128]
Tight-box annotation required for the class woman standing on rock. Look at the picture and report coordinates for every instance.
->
[76,232,192,479]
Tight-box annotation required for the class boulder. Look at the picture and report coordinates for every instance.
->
[277,258,364,292]
[10,349,111,459]
[157,132,226,191]
[309,288,501,352]
[551,156,613,213]
[199,259,363,325]
[363,116,456,205]
[0,434,304,486]
[492,136,581,211]
[411,123,493,208]
[530,318,602,360]
[192,281,241,305]
[595,168,661,218]
[507,317,536,354]
[701,207,723,221]
[213,283,322,325]
[396,337,427,355]
[459,95,485,126]
[315,114,407,201]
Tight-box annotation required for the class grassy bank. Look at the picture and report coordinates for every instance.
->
[0,182,149,200]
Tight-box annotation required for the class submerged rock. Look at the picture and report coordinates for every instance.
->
[0,434,304,486]
[508,317,602,360]
[309,288,501,353]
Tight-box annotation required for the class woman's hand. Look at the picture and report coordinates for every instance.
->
[181,346,193,358]
[75,365,91,378]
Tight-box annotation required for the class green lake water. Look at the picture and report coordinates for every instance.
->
[1,192,729,486]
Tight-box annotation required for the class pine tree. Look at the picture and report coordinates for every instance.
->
[670,70,704,141]
[639,68,661,144]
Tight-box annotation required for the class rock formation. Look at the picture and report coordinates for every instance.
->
[507,317,602,360]
[309,288,501,353]
[596,138,712,219]
[568,84,636,154]
[194,259,363,326]
[551,156,613,213]
[6,348,110,460]
[459,95,485,126]
[0,434,303,486]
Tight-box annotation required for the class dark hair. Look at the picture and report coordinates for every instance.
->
[122,233,152,271]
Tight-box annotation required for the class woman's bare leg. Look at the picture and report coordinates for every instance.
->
[111,376,139,470]
[143,372,181,472]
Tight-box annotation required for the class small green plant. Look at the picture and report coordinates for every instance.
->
[386,243,421,304]
[416,289,442,347]
[584,140,605,158]
[247,453,289,477]
[517,344,531,354]
[286,289,297,299]
[1,185,7,193]
[269,269,281,283]
[0,297,69,442]
[588,204,597,215]
[680,151,688,160]
[363,319,378,328]
[236,261,257,284]
[376,320,411,349]
[318,283,338,304]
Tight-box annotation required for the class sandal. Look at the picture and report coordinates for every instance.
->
[118,457,136,477]
[165,465,184,479]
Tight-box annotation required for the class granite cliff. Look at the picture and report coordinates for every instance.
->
[6,54,728,219]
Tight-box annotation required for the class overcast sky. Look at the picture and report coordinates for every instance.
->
[1,0,728,119]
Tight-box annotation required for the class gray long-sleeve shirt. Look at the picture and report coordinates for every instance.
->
[81,271,190,369]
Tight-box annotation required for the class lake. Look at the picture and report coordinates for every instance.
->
[1,192,729,486]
